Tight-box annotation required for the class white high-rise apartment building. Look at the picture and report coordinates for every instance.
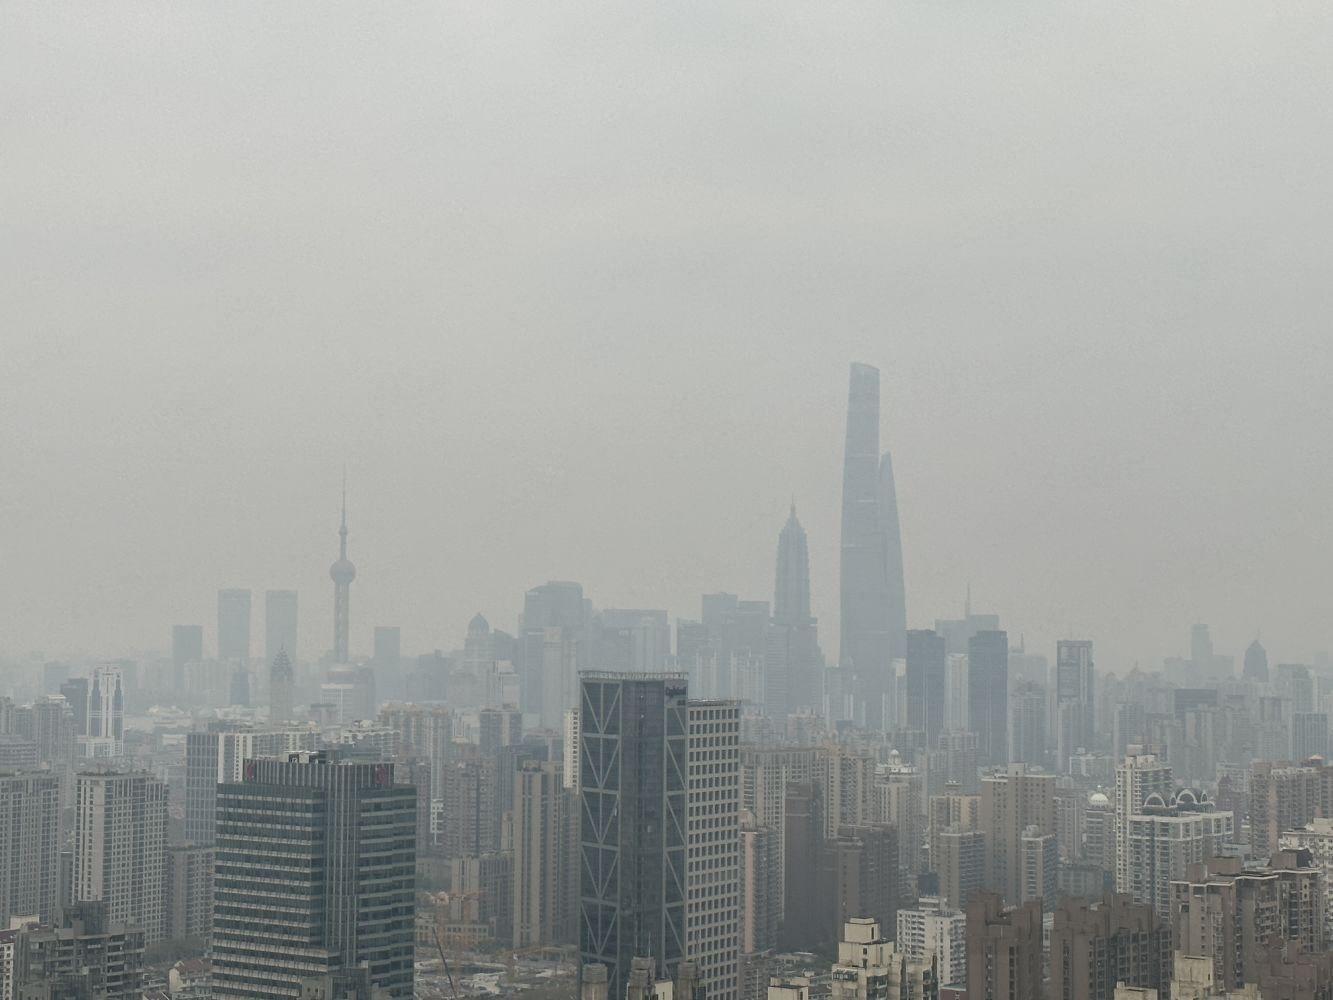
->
[896,896,966,989]
[1123,795,1233,914]
[687,700,741,1000]
[73,771,168,944]
[1114,750,1173,894]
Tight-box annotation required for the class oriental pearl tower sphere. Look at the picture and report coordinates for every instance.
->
[330,482,356,663]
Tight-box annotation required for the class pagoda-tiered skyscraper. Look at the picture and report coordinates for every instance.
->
[838,362,907,730]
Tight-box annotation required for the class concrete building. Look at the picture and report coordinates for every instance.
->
[1122,791,1234,915]
[964,893,1042,1000]
[172,624,204,693]
[1049,895,1171,1000]
[935,828,985,912]
[740,811,777,955]
[1114,751,1174,895]
[686,701,741,1000]
[1280,818,1333,944]
[896,897,965,989]
[1020,824,1058,911]
[0,771,61,925]
[211,751,417,998]
[1169,850,1325,991]
[164,843,213,943]
[72,771,167,945]
[184,725,319,846]
[981,764,1056,905]
[10,901,144,1000]
[1248,760,1333,858]
[512,759,566,948]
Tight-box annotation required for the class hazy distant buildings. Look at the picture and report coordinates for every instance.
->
[968,630,1008,767]
[579,673,688,999]
[77,666,125,758]
[212,751,416,998]
[904,629,945,744]
[839,362,907,730]
[172,624,203,692]
[1055,640,1095,773]
[1292,712,1329,761]
[263,589,299,673]
[767,506,821,719]
[217,588,252,666]
[0,771,61,925]
[520,581,589,727]
[73,771,168,945]
[270,647,295,723]
[329,488,357,663]
[1243,638,1269,683]
[1009,681,1048,767]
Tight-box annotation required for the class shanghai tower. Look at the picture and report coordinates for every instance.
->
[839,362,907,729]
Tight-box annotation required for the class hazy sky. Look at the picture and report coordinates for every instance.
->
[4,2,1332,672]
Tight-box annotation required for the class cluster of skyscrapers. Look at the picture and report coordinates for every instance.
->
[1,363,1332,999]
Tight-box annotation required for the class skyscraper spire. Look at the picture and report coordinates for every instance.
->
[329,476,356,663]
[839,362,907,730]
[774,504,811,627]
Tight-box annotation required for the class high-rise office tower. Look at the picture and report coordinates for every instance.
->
[821,823,900,944]
[512,759,567,948]
[73,771,168,945]
[1292,712,1330,761]
[686,700,741,1000]
[217,589,252,666]
[740,746,820,933]
[212,751,417,998]
[0,771,62,924]
[965,894,1043,1000]
[904,629,945,743]
[269,648,295,724]
[184,725,319,846]
[521,581,589,724]
[968,630,1008,767]
[1055,640,1095,772]
[1170,851,1324,990]
[440,744,499,860]
[579,673,688,999]
[1049,895,1172,1000]
[264,590,298,669]
[981,764,1056,905]
[1114,751,1174,894]
[329,485,357,664]
[767,506,820,719]
[171,625,203,693]
[1243,639,1269,682]
[1009,681,1048,767]
[839,362,907,730]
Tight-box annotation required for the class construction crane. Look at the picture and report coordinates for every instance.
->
[432,926,460,999]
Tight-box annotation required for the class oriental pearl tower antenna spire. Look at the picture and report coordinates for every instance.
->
[330,472,356,663]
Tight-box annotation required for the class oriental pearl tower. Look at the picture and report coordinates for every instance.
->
[330,479,356,663]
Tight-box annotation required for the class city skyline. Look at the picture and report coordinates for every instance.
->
[7,3,1333,672]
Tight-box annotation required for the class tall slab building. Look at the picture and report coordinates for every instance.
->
[579,673,688,1000]
[838,363,906,730]
[211,751,416,998]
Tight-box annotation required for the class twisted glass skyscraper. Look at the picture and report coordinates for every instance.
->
[839,362,907,729]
